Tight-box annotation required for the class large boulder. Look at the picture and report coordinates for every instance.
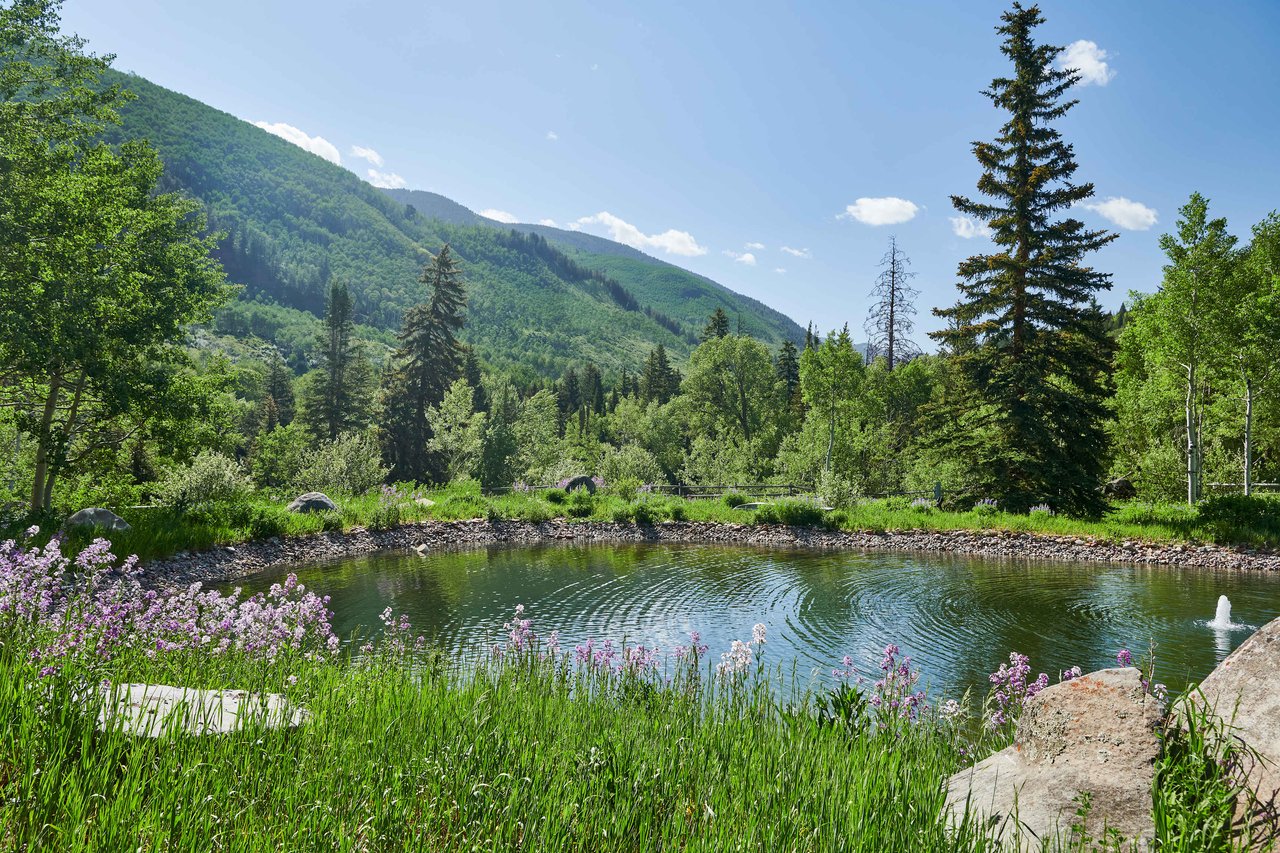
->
[66,507,131,532]
[1197,615,1280,814]
[1104,477,1138,500]
[96,683,307,738]
[563,475,596,494]
[946,668,1162,851]
[287,492,337,513]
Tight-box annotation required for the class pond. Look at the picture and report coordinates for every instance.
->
[230,542,1280,701]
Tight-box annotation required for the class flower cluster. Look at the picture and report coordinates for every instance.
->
[2,531,337,678]
[1028,503,1055,516]
[716,623,767,678]
[673,630,708,662]
[870,644,928,721]
[910,497,934,510]
[987,651,1049,728]
[832,654,861,682]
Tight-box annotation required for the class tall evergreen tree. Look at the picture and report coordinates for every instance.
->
[301,280,360,441]
[639,345,680,405]
[701,307,730,342]
[263,348,295,426]
[379,245,468,481]
[929,3,1117,516]
[775,339,801,405]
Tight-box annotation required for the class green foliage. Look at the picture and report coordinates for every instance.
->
[721,491,749,508]
[1196,493,1280,544]
[598,444,662,487]
[817,469,860,509]
[155,451,251,512]
[426,378,486,483]
[566,489,595,518]
[754,500,827,527]
[295,432,389,496]
[929,4,1116,517]
[250,423,311,489]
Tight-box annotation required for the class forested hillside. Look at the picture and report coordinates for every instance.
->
[105,72,803,378]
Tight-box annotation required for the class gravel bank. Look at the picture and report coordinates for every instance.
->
[142,519,1280,589]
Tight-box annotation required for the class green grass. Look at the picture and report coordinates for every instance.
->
[9,482,1275,566]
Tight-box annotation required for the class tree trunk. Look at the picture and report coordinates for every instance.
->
[29,376,62,513]
[1244,377,1254,497]
[41,371,87,509]
[1185,363,1198,506]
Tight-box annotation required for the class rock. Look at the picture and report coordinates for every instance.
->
[66,507,131,532]
[563,475,596,494]
[1196,614,1280,812]
[287,492,337,513]
[946,668,1162,850]
[96,683,307,738]
[1104,477,1138,500]
[415,498,435,508]
[735,502,773,511]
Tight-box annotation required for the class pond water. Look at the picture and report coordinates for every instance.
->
[230,543,1280,701]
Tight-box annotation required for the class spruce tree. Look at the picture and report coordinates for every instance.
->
[930,3,1117,516]
[775,339,801,404]
[304,281,358,441]
[865,237,920,370]
[701,307,730,342]
[379,245,468,482]
[263,348,295,425]
[639,345,680,405]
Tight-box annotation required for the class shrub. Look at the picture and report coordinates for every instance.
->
[632,502,657,526]
[756,500,826,527]
[883,495,912,511]
[543,489,567,505]
[296,431,389,496]
[250,423,310,489]
[817,470,860,509]
[367,486,402,532]
[666,501,687,522]
[722,491,749,508]
[1197,494,1280,543]
[320,511,344,532]
[971,498,999,517]
[566,489,595,518]
[155,452,251,512]
[910,497,934,513]
[248,505,291,539]
[609,502,634,523]
[599,444,663,486]
[609,477,642,503]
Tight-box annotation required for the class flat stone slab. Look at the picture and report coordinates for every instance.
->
[96,683,308,738]
[1197,614,1280,815]
[946,668,1162,851]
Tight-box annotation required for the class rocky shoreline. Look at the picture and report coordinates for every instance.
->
[142,519,1280,588]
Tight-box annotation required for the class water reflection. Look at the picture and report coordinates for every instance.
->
[228,543,1280,701]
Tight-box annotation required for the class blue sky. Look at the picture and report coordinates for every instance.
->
[61,1,1280,343]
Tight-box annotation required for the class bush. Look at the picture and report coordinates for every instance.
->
[155,452,251,512]
[250,423,310,489]
[666,501,687,522]
[609,502,634,523]
[632,502,658,526]
[566,489,594,518]
[599,444,663,486]
[296,432,389,496]
[817,470,860,509]
[971,498,999,517]
[544,489,567,505]
[609,477,642,503]
[248,505,291,539]
[320,511,344,532]
[1197,494,1280,543]
[722,491,749,508]
[755,500,826,527]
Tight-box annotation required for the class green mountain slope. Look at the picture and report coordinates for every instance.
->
[385,188,804,341]
[105,71,803,377]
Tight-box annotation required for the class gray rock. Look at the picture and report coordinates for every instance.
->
[414,497,436,508]
[735,502,773,511]
[563,475,596,494]
[96,683,307,738]
[66,507,131,532]
[946,667,1162,850]
[1104,477,1138,500]
[1197,614,1280,812]
[287,492,337,513]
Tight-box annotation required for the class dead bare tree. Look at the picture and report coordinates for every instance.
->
[864,236,920,369]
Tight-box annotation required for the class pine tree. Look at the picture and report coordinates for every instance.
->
[263,348,295,425]
[865,237,920,370]
[303,281,358,441]
[379,245,468,482]
[929,3,1117,516]
[639,345,680,405]
[775,339,801,405]
[701,307,730,342]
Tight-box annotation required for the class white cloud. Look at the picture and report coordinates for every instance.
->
[1059,40,1115,87]
[839,197,919,226]
[744,241,765,250]
[546,130,559,141]
[950,216,993,239]
[480,208,520,224]
[350,145,384,167]
[253,121,341,164]
[780,246,811,259]
[723,250,757,265]
[774,267,786,274]
[571,211,707,257]
[538,218,558,227]
[591,63,599,72]
[1082,196,1157,230]
[366,169,407,189]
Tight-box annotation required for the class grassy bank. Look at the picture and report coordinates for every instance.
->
[0,531,1261,851]
[17,481,1276,564]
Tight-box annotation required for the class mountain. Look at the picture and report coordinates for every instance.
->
[104,71,805,379]
[384,188,803,340]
